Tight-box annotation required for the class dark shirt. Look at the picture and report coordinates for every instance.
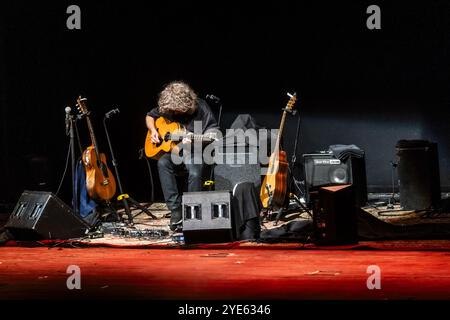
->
[147,98,219,134]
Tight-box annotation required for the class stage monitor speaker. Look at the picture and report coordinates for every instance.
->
[303,153,367,207]
[182,191,234,244]
[311,184,358,245]
[396,140,441,210]
[5,191,90,240]
[214,150,261,191]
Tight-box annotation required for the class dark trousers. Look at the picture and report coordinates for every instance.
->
[157,153,204,214]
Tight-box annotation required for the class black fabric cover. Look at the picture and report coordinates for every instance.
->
[328,144,364,161]
[260,209,450,242]
[229,114,264,131]
[222,114,276,148]
[231,182,261,240]
[260,220,313,242]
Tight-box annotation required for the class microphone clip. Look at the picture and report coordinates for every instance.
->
[105,108,120,119]
[206,94,221,104]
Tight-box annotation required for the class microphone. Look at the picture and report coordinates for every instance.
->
[65,106,71,134]
[206,94,221,103]
[105,108,120,119]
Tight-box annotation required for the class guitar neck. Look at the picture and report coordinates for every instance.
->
[170,132,215,141]
[274,110,288,152]
[85,115,101,156]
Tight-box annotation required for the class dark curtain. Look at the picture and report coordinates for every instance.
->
[0,12,9,208]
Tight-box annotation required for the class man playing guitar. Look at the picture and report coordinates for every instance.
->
[145,81,219,231]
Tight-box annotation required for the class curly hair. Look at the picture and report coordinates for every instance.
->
[158,81,198,115]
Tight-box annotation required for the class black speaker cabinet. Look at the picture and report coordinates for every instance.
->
[214,149,261,191]
[5,191,90,240]
[182,191,234,244]
[311,184,358,245]
[396,140,441,210]
[303,153,367,207]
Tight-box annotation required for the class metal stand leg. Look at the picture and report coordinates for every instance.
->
[131,200,157,219]
[117,194,157,220]
[274,208,287,225]
[103,112,157,225]
[105,201,121,222]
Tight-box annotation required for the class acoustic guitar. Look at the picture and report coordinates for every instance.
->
[144,117,217,160]
[77,96,117,201]
[260,93,297,209]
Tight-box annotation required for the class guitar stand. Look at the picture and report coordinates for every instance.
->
[273,208,287,226]
[104,201,121,222]
[123,193,157,220]
[103,113,157,225]
[272,194,311,225]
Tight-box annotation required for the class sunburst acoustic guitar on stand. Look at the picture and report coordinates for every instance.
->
[77,96,117,201]
[260,92,297,210]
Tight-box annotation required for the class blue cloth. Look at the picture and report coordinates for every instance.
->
[75,161,97,218]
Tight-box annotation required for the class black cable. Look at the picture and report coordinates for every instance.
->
[139,149,155,203]
[146,157,155,202]
[55,139,72,196]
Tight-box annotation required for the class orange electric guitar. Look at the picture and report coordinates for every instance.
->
[144,117,217,160]
[77,96,117,201]
[260,93,297,209]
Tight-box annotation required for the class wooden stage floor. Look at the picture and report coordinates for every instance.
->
[1,246,450,300]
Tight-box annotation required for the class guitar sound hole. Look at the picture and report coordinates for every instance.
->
[96,161,109,178]
[164,132,170,142]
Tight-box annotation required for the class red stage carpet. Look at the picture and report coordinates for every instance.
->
[1,246,450,300]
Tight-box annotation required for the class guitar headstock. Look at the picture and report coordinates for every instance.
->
[286,92,297,111]
[76,96,90,116]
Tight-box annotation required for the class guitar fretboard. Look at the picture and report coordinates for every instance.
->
[169,133,216,142]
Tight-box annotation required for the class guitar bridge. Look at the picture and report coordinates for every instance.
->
[102,180,110,186]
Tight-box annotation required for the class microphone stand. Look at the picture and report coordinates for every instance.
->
[67,111,79,216]
[205,95,223,190]
[387,161,398,209]
[216,99,223,129]
[103,110,157,224]
[287,109,311,215]
[206,94,223,128]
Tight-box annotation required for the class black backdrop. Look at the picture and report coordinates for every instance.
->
[1,1,450,207]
